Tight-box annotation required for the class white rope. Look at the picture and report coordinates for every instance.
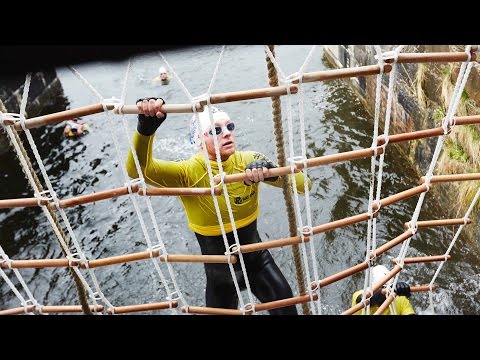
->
[22,74,109,311]
[69,63,187,312]
[359,45,403,314]
[360,45,386,313]
[118,60,187,310]
[392,47,474,313]
[202,47,257,312]
[296,45,323,314]
[427,184,480,303]
[0,246,40,312]
[263,46,312,314]
[267,44,321,314]
[160,47,255,312]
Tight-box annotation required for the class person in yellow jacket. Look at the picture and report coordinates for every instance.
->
[126,97,312,315]
[351,265,415,315]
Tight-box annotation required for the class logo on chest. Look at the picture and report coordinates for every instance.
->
[233,190,256,205]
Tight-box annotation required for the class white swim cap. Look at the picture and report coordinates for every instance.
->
[189,106,230,145]
[371,265,392,287]
[159,66,167,74]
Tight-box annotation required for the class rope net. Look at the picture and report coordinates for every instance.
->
[0,45,479,315]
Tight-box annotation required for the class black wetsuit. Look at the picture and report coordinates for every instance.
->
[195,220,297,315]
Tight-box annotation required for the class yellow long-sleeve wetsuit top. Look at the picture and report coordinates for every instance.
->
[126,132,312,236]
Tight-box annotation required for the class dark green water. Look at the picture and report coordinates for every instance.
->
[1,45,479,314]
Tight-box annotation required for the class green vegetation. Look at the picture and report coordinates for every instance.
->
[446,141,468,162]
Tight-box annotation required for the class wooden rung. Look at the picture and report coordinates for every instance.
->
[420,173,480,183]
[7,103,114,131]
[236,235,307,254]
[342,301,368,315]
[85,250,236,269]
[0,197,49,209]
[52,184,139,209]
[310,230,414,290]
[48,184,222,210]
[182,306,245,315]
[2,252,236,270]
[373,184,428,210]
[107,301,178,314]
[297,64,392,84]
[311,212,375,235]
[253,293,318,313]
[209,84,298,104]
[381,284,437,294]
[1,258,78,269]
[374,230,415,256]
[216,146,384,185]
[182,292,318,315]
[139,186,222,196]
[404,218,471,229]
[374,284,437,315]
[410,284,437,292]
[237,211,374,254]
[377,115,480,147]
[385,51,476,64]
[313,262,369,290]
[454,115,480,126]
[392,255,451,264]
[113,84,298,115]
[113,103,204,115]
[0,304,103,315]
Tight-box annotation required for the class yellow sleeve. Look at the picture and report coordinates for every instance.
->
[126,131,188,187]
[351,290,363,307]
[396,296,416,315]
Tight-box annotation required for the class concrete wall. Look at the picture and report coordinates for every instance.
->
[0,69,64,155]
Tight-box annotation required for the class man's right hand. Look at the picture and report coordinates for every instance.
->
[244,159,278,186]
[136,97,167,136]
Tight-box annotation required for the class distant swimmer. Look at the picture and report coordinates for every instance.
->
[64,119,90,138]
[152,66,170,86]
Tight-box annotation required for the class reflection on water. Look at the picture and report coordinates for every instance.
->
[1,45,479,314]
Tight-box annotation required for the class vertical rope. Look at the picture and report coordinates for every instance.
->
[265,45,309,315]
[0,102,91,315]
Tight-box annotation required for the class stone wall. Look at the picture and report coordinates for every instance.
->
[323,45,480,240]
[323,45,480,175]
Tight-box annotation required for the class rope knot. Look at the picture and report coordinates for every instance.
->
[300,225,313,237]
[287,155,304,174]
[67,252,81,267]
[166,291,180,302]
[0,112,20,127]
[242,303,254,315]
[34,190,55,208]
[125,178,144,195]
[148,244,164,259]
[407,221,418,235]
[213,172,226,194]
[225,244,239,265]
[102,97,122,112]
[0,254,12,269]
[369,200,381,217]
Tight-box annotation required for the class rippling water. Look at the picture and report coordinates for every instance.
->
[1,45,479,315]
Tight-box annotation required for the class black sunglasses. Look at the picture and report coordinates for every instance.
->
[208,122,235,136]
